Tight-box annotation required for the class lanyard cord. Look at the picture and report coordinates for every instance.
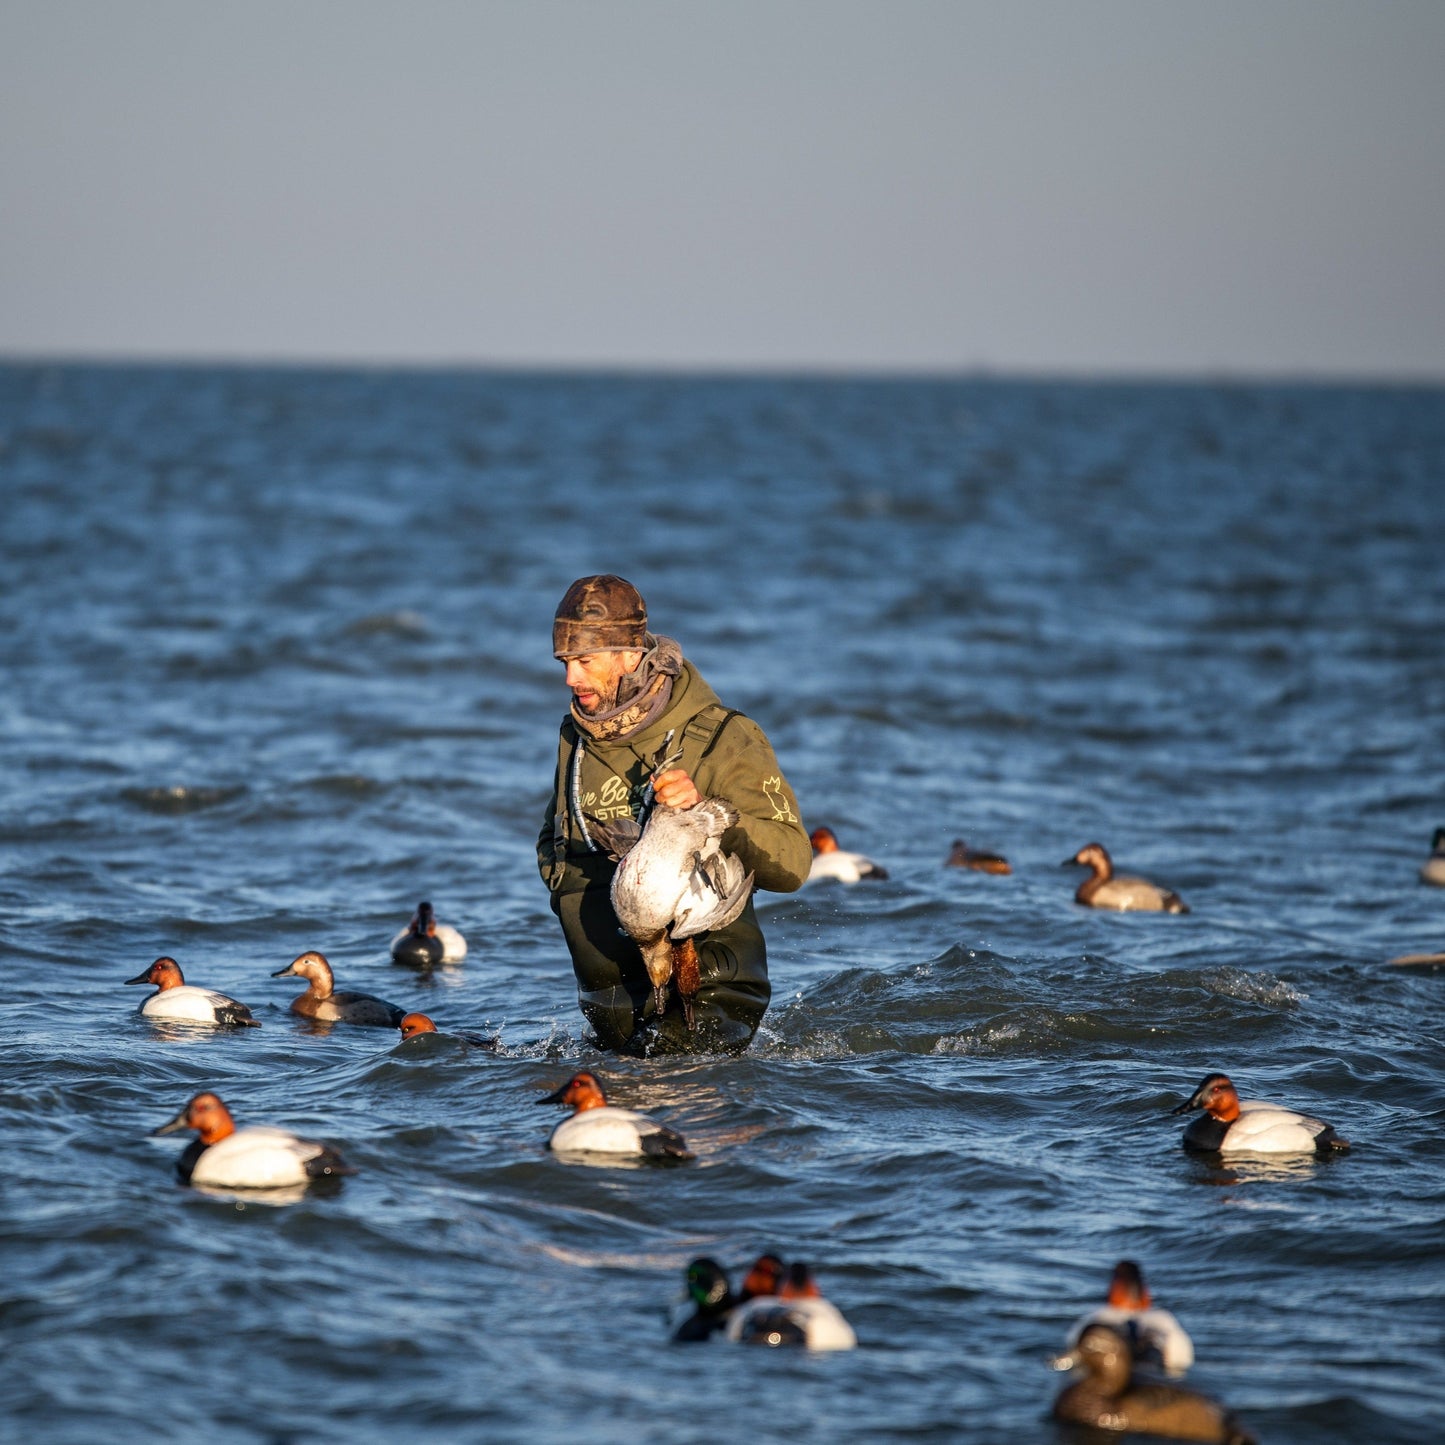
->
[569,735,597,853]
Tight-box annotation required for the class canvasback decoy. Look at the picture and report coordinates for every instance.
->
[737,1252,785,1303]
[944,838,1011,874]
[595,797,753,1029]
[1064,842,1188,913]
[1170,1072,1350,1155]
[726,1262,857,1351]
[537,1071,692,1160]
[1421,828,1445,886]
[1053,1324,1255,1443]
[390,900,468,965]
[124,956,259,1028]
[152,1091,352,1188]
[672,1258,737,1342]
[397,1012,498,1050]
[807,826,889,883]
[270,951,406,1027]
[1066,1261,1194,1377]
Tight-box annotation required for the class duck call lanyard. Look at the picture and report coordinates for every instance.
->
[569,728,678,854]
[565,707,737,854]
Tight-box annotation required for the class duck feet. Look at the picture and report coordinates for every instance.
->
[672,937,701,1032]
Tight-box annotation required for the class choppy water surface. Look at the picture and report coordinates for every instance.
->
[2,364,1443,1443]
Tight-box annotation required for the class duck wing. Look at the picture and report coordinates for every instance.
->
[671,852,754,938]
[592,816,643,862]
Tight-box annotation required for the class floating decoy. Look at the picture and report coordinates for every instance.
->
[125,956,259,1028]
[1064,842,1188,913]
[1170,1072,1349,1155]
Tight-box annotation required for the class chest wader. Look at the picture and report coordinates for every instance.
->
[559,705,772,1055]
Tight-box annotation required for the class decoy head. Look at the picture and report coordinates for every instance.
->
[1105,1260,1151,1310]
[152,1090,237,1146]
[271,951,334,991]
[538,1071,608,1113]
[126,956,185,990]
[1170,1072,1239,1121]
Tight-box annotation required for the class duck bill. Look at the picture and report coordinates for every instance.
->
[1169,1093,1203,1116]
[1050,1349,1079,1372]
[123,971,150,986]
[269,964,296,978]
[152,1108,191,1136]
[1060,856,1081,867]
[537,1083,572,1105]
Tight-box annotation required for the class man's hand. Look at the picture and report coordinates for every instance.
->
[652,767,702,810]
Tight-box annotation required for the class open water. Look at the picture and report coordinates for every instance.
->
[2,363,1443,1444]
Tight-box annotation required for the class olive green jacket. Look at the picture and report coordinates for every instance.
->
[537,661,810,997]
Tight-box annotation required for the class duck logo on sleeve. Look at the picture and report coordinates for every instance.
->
[762,777,797,823]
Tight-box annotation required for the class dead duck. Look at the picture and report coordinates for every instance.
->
[270,951,407,1027]
[594,797,753,1029]
[1064,842,1188,913]
[944,838,1011,874]
[1052,1323,1254,1443]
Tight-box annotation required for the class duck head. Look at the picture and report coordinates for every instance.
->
[1170,1072,1240,1122]
[399,1012,438,1040]
[809,827,840,855]
[271,951,335,995]
[779,1262,821,1301]
[685,1258,733,1311]
[153,1091,237,1146]
[741,1253,785,1299]
[539,1071,609,1113]
[1052,1323,1133,1393]
[126,956,185,991]
[1105,1260,1151,1310]
[1063,842,1113,876]
[410,901,437,938]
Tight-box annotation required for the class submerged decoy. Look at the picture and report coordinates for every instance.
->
[725,1262,857,1351]
[538,1071,692,1160]
[807,826,889,883]
[397,1012,498,1049]
[1064,842,1188,913]
[944,837,1011,874]
[152,1091,352,1188]
[1170,1072,1350,1155]
[125,956,259,1028]
[1052,1324,1254,1443]
[595,797,753,1029]
[390,900,468,966]
[1066,1261,1194,1377]
[270,951,407,1027]
[1421,828,1445,887]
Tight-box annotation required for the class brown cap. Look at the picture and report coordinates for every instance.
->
[553,575,648,656]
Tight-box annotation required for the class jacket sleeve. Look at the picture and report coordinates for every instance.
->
[537,738,566,888]
[697,716,811,893]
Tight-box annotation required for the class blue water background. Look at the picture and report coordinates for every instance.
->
[2,364,1443,1443]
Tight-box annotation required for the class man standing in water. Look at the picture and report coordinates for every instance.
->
[538,575,811,1053]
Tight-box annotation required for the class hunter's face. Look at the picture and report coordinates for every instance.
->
[561,651,641,714]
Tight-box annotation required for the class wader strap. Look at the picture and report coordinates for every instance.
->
[678,704,741,770]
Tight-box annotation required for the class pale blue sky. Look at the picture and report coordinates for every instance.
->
[2,1,1442,377]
